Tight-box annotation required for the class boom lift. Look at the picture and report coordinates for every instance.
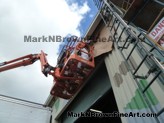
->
[0,40,95,99]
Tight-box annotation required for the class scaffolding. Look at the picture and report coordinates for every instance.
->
[94,0,164,122]
[122,0,134,12]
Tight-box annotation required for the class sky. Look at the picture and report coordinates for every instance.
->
[0,0,98,104]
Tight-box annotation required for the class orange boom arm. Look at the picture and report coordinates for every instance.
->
[0,51,51,76]
[0,41,95,99]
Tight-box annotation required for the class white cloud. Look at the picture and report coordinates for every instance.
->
[0,0,91,103]
[70,2,90,15]
[89,13,94,18]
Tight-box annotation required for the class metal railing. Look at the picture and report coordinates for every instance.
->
[122,0,134,11]
[94,0,164,122]
[57,36,77,64]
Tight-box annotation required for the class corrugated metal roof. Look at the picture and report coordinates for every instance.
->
[105,45,164,123]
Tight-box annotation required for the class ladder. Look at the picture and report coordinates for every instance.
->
[93,0,164,122]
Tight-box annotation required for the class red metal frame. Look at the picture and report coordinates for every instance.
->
[50,41,95,99]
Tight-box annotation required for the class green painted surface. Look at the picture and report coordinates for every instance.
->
[125,79,159,110]
[140,79,159,105]
[54,98,60,112]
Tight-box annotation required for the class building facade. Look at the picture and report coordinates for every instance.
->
[45,0,164,123]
